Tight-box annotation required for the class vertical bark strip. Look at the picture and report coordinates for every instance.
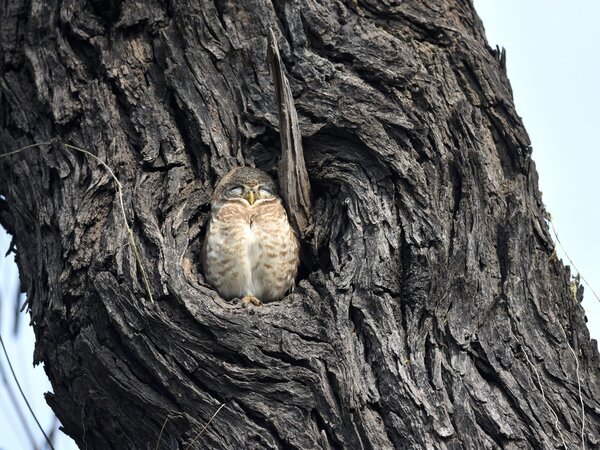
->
[0,1,598,448]
[267,28,312,237]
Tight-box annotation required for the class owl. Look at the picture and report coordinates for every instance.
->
[202,167,299,306]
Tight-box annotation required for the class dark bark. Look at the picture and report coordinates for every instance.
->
[268,28,312,238]
[1,1,599,449]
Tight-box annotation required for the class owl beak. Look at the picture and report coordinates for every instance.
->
[246,191,255,205]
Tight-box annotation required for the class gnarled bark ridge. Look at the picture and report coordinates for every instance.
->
[1,1,598,448]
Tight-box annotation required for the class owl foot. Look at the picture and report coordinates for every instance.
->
[241,295,262,307]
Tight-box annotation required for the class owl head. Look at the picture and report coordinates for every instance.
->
[211,167,279,208]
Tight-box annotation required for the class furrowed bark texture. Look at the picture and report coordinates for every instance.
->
[1,1,599,449]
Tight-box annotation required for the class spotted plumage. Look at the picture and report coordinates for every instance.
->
[202,167,299,305]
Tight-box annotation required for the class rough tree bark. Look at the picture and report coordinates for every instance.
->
[1,0,599,449]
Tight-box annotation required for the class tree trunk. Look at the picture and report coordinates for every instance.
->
[1,1,599,448]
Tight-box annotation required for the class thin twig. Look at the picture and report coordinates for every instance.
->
[558,325,586,450]
[547,218,600,303]
[0,333,55,450]
[184,403,225,450]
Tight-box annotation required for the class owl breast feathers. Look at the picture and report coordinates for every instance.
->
[202,167,299,303]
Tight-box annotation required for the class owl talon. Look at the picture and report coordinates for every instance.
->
[241,295,262,307]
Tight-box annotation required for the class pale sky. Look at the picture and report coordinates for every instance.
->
[1,2,599,448]
[0,228,76,449]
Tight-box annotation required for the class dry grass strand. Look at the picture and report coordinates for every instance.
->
[184,403,225,450]
[155,415,170,450]
[518,337,568,448]
[558,324,586,450]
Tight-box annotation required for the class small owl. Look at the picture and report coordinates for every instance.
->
[202,167,299,306]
